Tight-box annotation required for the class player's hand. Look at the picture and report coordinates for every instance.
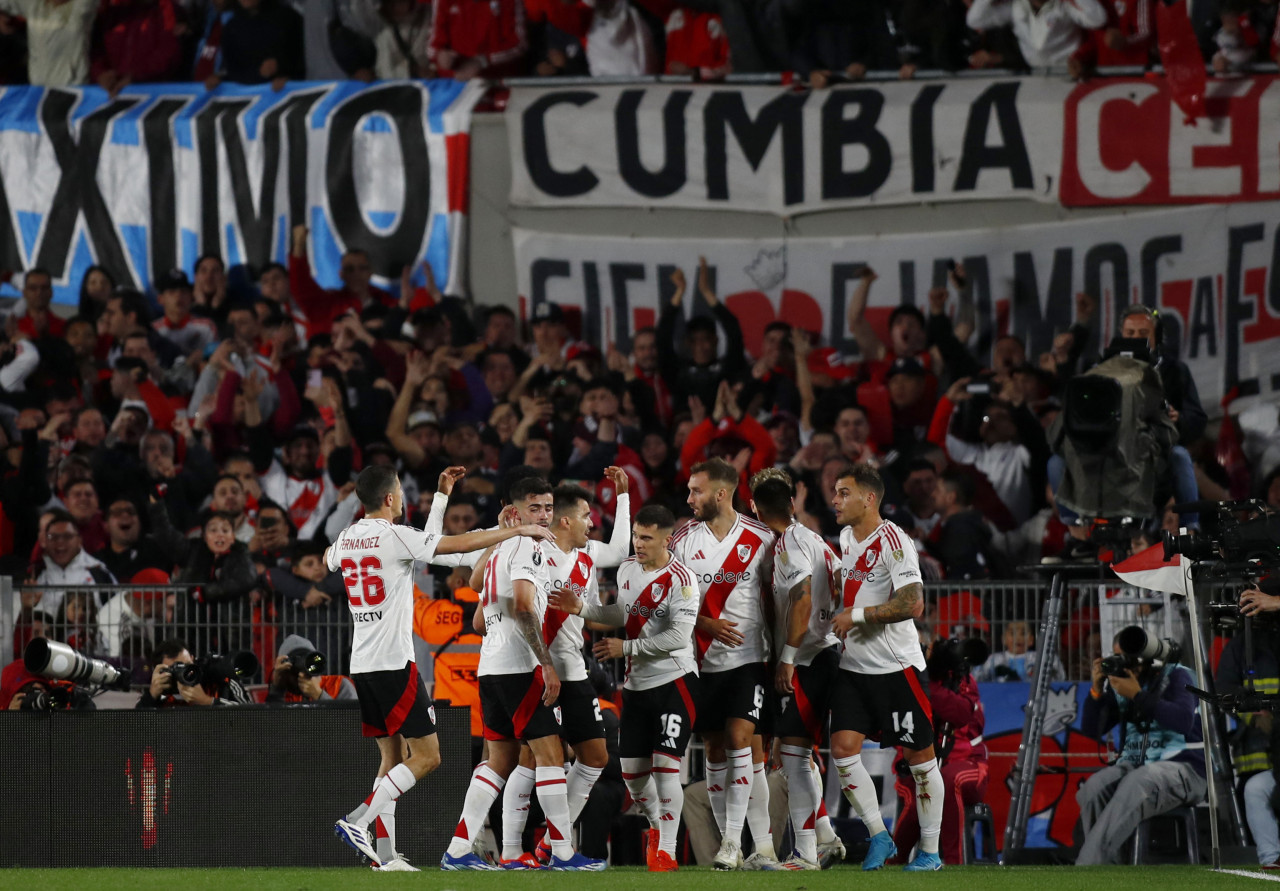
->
[769,737,783,771]
[437,465,466,497]
[706,617,743,648]
[541,663,561,706]
[593,637,625,661]
[499,505,521,529]
[516,524,555,543]
[832,608,855,640]
[548,587,582,615]
[775,660,795,694]
[1241,587,1280,616]
[604,465,629,496]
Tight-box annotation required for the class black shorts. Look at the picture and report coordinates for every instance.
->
[559,678,605,745]
[479,668,563,742]
[694,663,769,733]
[619,673,699,760]
[830,666,935,751]
[776,646,839,742]
[353,661,437,739]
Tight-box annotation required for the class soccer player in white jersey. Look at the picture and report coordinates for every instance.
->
[328,464,553,871]
[829,463,944,872]
[549,504,699,873]
[441,475,605,872]
[493,476,629,868]
[749,469,847,871]
[670,457,780,870]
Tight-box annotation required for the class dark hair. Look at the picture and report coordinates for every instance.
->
[553,484,593,519]
[44,508,76,532]
[110,288,151,325]
[484,305,515,322]
[764,320,791,336]
[154,638,189,661]
[356,465,400,511]
[690,457,738,489]
[195,254,225,273]
[500,465,545,504]
[751,476,794,520]
[939,467,976,507]
[509,476,553,504]
[255,498,296,538]
[213,473,244,492]
[25,266,52,284]
[634,504,676,530]
[686,316,717,337]
[837,463,885,505]
[888,304,925,328]
[223,451,254,470]
[903,459,938,478]
[77,265,115,318]
[291,539,326,561]
[445,494,480,512]
[258,261,287,280]
[583,377,618,397]
[204,510,239,531]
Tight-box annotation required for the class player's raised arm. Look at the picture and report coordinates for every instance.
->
[591,466,632,568]
[424,466,467,536]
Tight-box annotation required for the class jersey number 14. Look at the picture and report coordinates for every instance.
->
[341,556,387,607]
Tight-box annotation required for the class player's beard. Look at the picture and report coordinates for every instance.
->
[693,499,718,523]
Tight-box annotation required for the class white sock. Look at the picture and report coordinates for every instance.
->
[810,759,836,845]
[705,760,727,835]
[501,765,536,860]
[724,747,753,843]
[348,762,415,826]
[622,758,661,827]
[374,775,397,862]
[912,758,944,856]
[536,765,574,860]
[653,753,684,857]
[566,761,604,824]
[446,763,505,857]
[782,745,817,863]
[747,763,774,858]
[834,755,885,836]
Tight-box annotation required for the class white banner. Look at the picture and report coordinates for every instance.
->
[515,202,1280,411]
[507,81,1066,214]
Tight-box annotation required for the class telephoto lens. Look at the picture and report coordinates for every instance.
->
[24,639,128,688]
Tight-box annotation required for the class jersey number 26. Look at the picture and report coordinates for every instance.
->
[341,556,387,607]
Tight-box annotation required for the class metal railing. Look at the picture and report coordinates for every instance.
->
[1,573,1214,690]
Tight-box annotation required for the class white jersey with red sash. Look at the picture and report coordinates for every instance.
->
[478,536,551,677]
[543,545,599,682]
[613,556,699,690]
[772,521,841,665]
[838,519,925,675]
[259,460,337,541]
[670,513,774,671]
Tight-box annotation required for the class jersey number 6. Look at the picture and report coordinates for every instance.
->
[341,556,387,607]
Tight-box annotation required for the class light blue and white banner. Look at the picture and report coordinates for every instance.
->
[0,79,482,305]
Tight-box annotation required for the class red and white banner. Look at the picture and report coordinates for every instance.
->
[515,200,1280,415]
[1061,76,1280,206]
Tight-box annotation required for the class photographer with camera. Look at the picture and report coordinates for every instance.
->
[1075,626,1204,865]
[135,638,252,708]
[266,634,355,704]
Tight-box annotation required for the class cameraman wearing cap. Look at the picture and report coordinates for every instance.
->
[266,634,356,704]
[1075,626,1205,865]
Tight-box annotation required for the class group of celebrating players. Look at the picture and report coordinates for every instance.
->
[326,454,946,873]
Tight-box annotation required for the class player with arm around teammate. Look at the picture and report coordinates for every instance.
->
[829,463,944,872]
[329,464,553,869]
[550,504,699,873]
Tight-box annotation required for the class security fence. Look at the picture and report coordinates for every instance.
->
[0,573,1215,691]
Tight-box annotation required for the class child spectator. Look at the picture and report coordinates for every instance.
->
[973,619,1065,682]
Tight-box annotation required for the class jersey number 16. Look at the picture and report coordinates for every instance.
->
[341,556,387,607]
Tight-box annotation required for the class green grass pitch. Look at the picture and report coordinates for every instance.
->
[0,866,1270,891]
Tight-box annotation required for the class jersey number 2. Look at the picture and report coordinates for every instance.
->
[341,556,387,607]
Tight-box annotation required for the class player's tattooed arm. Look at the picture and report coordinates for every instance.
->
[513,580,555,667]
[863,582,924,624]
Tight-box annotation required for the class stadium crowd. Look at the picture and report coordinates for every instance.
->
[0,0,1278,90]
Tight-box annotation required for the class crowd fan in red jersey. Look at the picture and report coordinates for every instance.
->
[0,0,1277,88]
